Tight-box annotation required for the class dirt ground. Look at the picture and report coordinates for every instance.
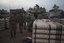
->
[0,24,32,43]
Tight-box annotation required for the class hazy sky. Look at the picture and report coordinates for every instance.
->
[0,0,64,11]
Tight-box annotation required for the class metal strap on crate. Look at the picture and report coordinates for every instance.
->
[34,21,37,43]
[60,25,62,43]
[48,24,51,43]
[55,25,62,43]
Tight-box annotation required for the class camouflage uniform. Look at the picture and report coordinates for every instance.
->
[22,13,26,30]
[17,13,24,33]
[27,14,34,32]
[9,14,17,38]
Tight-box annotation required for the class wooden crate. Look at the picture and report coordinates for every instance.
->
[32,19,64,43]
[0,18,5,31]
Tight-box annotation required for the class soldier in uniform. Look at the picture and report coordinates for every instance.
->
[34,4,40,19]
[17,13,24,33]
[27,14,34,32]
[23,13,26,30]
[9,13,18,38]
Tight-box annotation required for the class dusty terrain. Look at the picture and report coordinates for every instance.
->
[0,24,32,43]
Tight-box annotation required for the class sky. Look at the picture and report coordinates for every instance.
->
[0,0,64,11]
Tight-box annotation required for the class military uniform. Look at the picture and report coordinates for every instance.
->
[22,13,26,30]
[27,14,34,32]
[9,14,17,38]
[17,13,24,33]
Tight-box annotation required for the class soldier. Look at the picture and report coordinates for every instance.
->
[23,13,26,30]
[33,4,40,19]
[27,14,34,32]
[17,13,24,33]
[9,13,18,38]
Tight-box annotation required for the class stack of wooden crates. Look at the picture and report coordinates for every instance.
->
[32,19,64,43]
[0,18,5,31]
